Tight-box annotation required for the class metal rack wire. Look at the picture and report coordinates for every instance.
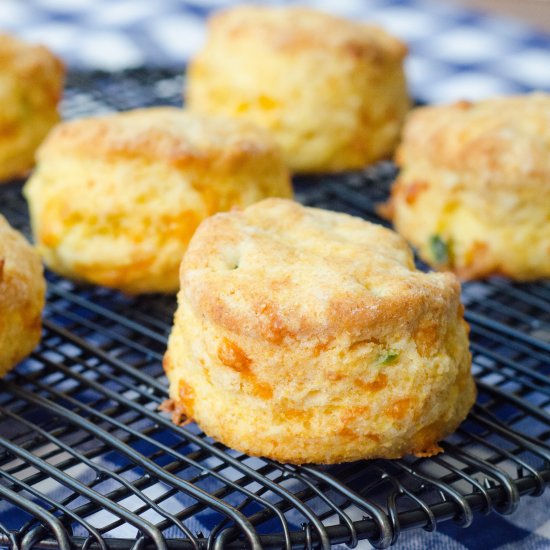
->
[0,69,549,549]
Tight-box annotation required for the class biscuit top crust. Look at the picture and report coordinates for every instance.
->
[206,5,407,62]
[37,107,282,165]
[181,199,460,343]
[0,34,64,100]
[397,94,550,187]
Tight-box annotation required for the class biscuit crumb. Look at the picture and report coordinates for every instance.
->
[159,399,192,427]
[414,443,443,457]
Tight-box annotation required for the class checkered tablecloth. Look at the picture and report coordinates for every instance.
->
[2,0,550,104]
[1,0,549,548]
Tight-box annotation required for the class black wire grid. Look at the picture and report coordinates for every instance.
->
[0,69,549,550]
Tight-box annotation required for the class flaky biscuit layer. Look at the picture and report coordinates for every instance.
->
[0,34,64,181]
[187,5,409,172]
[390,95,550,280]
[0,216,45,377]
[165,199,475,464]
[24,108,292,293]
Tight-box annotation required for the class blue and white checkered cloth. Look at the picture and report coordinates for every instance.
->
[1,0,549,548]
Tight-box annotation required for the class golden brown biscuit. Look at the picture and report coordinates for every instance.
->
[24,107,292,294]
[164,198,475,464]
[389,94,550,280]
[0,34,64,181]
[187,5,409,173]
[0,215,45,377]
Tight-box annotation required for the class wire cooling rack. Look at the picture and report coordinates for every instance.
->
[0,69,549,550]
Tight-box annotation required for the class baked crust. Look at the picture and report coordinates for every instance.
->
[0,215,45,377]
[164,199,475,464]
[204,5,407,59]
[39,106,286,165]
[24,108,292,294]
[396,96,550,185]
[0,34,64,181]
[390,94,550,280]
[187,5,410,172]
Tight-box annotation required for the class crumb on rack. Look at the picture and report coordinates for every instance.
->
[159,399,192,426]
[414,442,443,457]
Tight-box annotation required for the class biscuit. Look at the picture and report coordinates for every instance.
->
[0,34,64,181]
[187,5,409,173]
[0,215,45,377]
[389,95,550,280]
[164,198,475,464]
[24,107,292,294]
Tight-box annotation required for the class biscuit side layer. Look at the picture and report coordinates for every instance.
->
[0,215,45,377]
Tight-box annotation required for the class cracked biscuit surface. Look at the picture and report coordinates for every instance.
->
[389,94,550,280]
[0,216,45,378]
[164,198,475,464]
[24,107,292,294]
[187,5,409,173]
